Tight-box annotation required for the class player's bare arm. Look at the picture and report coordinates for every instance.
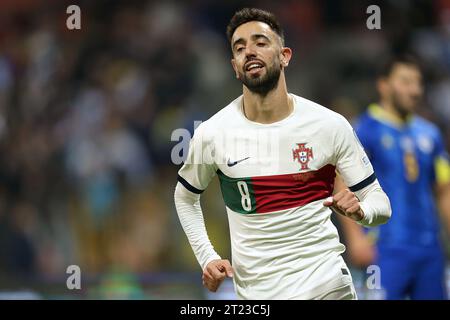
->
[437,182,450,237]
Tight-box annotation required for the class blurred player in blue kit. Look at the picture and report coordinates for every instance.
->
[341,55,450,300]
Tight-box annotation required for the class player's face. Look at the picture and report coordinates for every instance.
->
[384,64,423,115]
[230,21,290,95]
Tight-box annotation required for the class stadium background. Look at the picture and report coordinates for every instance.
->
[0,0,449,299]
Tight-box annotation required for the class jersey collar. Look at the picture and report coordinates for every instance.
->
[368,103,414,129]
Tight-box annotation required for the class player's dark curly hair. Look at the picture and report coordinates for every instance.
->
[226,8,285,45]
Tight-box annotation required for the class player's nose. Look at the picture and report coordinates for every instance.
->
[244,45,257,58]
[409,82,423,97]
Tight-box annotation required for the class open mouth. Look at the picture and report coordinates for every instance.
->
[245,61,264,74]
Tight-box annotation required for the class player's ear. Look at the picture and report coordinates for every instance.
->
[231,59,239,79]
[280,47,292,68]
[377,78,388,96]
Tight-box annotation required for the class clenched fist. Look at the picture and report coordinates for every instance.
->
[202,259,233,292]
[323,188,365,221]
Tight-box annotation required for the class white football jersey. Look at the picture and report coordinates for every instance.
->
[178,93,375,299]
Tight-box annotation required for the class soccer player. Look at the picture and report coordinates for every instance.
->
[341,55,450,299]
[174,8,392,300]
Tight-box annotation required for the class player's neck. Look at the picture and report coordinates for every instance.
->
[242,74,293,124]
[379,101,411,123]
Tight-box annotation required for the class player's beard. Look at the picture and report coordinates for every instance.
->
[239,59,281,96]
[391,91,420,119]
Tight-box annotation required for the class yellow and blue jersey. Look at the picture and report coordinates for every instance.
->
[354,104,450,249]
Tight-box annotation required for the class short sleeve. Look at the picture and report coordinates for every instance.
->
[334,116,376,191]
[433,130,450,186]
[177,124,217,194]
[353,117,374,160]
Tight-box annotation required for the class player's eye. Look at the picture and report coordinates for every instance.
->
[257,42,266,47]
[236,46,244,53]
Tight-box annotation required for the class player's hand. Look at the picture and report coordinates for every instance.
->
[202,259,233,292]
[323,189,364,221]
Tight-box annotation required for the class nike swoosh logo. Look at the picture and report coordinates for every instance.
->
[227,157,250,167]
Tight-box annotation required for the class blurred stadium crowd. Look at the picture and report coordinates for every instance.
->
[0,0,449,298]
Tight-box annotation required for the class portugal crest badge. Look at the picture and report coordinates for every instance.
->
[293,143,313,170]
